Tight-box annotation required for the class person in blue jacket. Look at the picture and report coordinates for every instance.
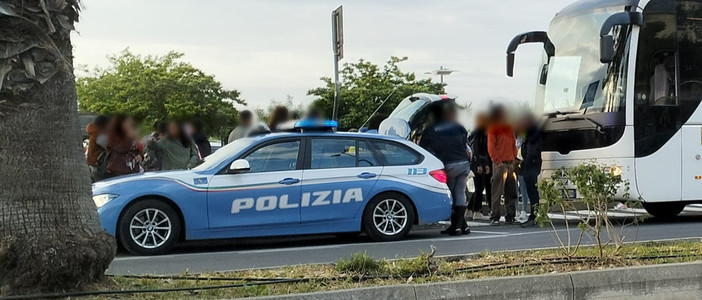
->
[419,102,471,236]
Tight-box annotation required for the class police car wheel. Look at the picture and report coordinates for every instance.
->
[363,193,414,242]
[118,199,181,256]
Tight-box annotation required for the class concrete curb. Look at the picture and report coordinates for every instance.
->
[246,261,702,300]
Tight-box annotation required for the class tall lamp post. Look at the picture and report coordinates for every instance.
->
[425,66,457,85]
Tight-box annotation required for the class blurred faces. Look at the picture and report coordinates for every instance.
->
[475,113,489,130]
[167,121,181,138]
[121,117,139,140]
[183,122,194,136]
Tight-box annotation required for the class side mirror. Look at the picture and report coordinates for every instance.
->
[538,64,549,85]
[506,53,516,77]
[600,35,615,64]
[228,159,250,174]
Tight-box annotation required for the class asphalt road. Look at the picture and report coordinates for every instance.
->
[107,212,702,275]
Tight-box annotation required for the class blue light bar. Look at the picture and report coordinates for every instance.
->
[294,119,338,129]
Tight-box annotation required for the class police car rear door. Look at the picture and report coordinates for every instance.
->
[207,138,303,229]
[300,137,382,225]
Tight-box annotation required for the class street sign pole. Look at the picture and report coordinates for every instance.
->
[331,6,343,122]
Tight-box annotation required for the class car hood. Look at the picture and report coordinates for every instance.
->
[92,170,202,191]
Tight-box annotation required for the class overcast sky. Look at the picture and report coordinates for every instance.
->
[72,0,574,111]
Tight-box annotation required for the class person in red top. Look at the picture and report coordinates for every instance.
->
[487,105,518,225]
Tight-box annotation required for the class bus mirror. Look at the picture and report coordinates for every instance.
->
[506,31,553,78]
[600,35,614,64]
[539,64,548,85]
[507,53,515,77]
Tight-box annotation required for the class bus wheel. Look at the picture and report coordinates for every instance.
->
[642,202,685,220]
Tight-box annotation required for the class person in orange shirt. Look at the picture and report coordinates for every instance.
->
[487,105,518,225]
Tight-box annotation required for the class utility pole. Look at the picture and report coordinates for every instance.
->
[331,6,344,121]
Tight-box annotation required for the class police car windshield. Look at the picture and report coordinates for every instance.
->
[192,138,257,171]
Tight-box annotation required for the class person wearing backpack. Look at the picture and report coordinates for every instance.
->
[86,115,110,182]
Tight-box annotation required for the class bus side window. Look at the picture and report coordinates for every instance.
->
[676,1,702,118]
[649,53,676,106]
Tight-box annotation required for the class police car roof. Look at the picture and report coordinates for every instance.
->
[259,131,405,140]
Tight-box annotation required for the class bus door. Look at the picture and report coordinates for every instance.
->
[682,126,702,200]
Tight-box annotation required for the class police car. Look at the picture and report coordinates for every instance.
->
[93,121,452,255]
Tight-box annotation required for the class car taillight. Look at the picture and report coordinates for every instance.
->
[429,169,447,183]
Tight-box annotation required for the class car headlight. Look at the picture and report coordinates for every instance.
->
[93,194,118,208]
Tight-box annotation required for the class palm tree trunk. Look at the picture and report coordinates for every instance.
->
[0,0,115,294]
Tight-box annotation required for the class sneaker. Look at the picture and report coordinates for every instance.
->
[473,212,490,221]
[505,219,516,225]
[519,211,528,221]
[490,220,500,226]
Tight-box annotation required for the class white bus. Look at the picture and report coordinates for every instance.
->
[507,0,702,218]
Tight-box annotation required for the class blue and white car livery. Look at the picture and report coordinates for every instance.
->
[93,122,451,255]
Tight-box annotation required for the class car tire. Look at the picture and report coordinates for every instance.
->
[363,192,415,242]
[118,199,181,256]
[642,202,685,220]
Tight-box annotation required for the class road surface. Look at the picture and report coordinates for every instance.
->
[108,206,702,275]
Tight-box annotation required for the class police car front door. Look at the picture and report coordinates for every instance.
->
[300,138,382,224]
[207,140,303,229]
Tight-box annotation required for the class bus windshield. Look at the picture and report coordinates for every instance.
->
[536,5,633,116]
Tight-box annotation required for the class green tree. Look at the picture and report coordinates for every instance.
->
[0,0,115,294]
[307,57,444,129]
[77,50,244,137]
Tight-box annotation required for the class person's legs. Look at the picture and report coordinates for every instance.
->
[451,165,470,234]
[518,175,529,213]
[471,173,485,213]
[523,174,540,221]
[451,166,468,208]
[484,172,492,212]
[490,163,507,222]
[503,165,518,222]
[442,163,461,234]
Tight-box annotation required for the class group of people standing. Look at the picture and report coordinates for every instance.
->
[420,103,543,235]
[85,115,210,182]
[227,106,295,143]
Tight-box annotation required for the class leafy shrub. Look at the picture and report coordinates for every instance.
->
[538,162,633,259]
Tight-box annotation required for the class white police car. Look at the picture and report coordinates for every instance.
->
[93,121,451,255]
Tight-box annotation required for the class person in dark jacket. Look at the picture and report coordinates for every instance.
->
[192,120,212,157]
[467,112,492,221]
[517,114,543,227]
[419,102,471,236]
[86,114,110,182]
[106,114,143,177]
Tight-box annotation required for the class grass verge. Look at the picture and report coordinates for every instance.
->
[87,240,702,299]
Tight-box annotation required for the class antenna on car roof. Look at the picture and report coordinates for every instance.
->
[359,87,398,129]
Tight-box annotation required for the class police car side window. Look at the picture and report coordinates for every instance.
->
[357,141,379,167]
[311,139,357,169]
[371,141,422,166]
[243,141,300,173]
